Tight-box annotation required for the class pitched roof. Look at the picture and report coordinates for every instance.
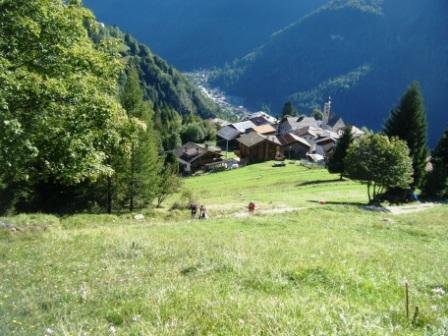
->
[174,142,221,163]
[316,136,337,145]
[248,116,271,126]
[291,116,320,129]
[329,117,346,130]
[217,125,241,141]
[265,135,282,146]
[232,120,257,133]
[278,133,311,147]
[242,111,278,125]
[254,124,276,135]
[278,116,321,134]
[237,132,266,148]
[295,126,321,138]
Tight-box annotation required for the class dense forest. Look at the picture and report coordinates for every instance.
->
[210,0,448,144]
[0,0,220,214]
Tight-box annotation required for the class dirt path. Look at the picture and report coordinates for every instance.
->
[386,202,441,215]
[209,202,443,220]
[363,202,442,215]
[232,207,302,218]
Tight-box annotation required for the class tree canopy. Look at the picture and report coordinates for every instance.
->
[384,82,428,189]
[281,102,298,117]
[327,126,354,179]
[344,134,414,203]
[0,0,183,214]
[423,130,448,199]
[0,0,128,211]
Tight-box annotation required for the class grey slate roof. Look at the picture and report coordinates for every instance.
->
[242,111,278,125]
[278,133,311,148]
[232,120,257,133]
[236,132,266,148]
[278,116,320,134]
[217,125,241,141]
[174,142,221,163]
[236,132,282,148]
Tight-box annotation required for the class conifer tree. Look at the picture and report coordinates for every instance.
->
[312,108,324,121]
[384,82,428,189]
[281,102,298,117]
[423,130,448,198]
[327,126,354,179]
[120,64,161,211]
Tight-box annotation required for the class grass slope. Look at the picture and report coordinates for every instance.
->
[181,161,367,215]
[1,163,447,335]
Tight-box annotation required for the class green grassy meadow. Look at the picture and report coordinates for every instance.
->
[1,162,447,335]
[179,161,368,216]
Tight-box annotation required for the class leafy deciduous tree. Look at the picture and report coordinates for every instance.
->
[344,134,414,203]
[0,0,127,212]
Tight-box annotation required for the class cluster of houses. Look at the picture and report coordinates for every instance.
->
[174,99,364,175]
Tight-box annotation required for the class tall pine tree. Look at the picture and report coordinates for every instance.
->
[423,130,448,198]
[120,64,162,211]
[327,126,354,180]
[384,82,428,189]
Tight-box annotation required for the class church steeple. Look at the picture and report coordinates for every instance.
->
[323,96,332,125]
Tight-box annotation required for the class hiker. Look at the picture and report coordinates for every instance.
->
[190,203,198,219]
[248,201,256,215]
[199,205,208,219]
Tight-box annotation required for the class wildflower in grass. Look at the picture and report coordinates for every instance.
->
[108,325,117,335]
[45,328,54,335]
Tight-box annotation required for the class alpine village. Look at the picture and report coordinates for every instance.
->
[1,1,448,335]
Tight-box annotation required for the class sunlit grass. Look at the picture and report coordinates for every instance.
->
[1,162,447,335]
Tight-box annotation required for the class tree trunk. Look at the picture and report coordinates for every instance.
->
[129,142,135,213]
[107,176,112,214]
[367,182,372,203]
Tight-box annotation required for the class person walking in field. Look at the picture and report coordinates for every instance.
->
[190,203,198,219]
[248,201,256,215]
[199,205,208,219]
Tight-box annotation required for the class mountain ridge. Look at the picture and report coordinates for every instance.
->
[210,0,448,144]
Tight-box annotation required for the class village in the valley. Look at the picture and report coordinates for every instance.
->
[174,98,365,175]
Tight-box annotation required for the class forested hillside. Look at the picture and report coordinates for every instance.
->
[0,1,219,214]
[83,0,327,70]
[91,26,220,119]
[210,0,448,144]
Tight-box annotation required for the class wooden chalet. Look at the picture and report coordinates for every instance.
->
[174,142,222,175]
[237,131,283,164]
[278,133,311,160]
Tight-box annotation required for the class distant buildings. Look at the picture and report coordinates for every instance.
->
[174,142,223,175]
[178,99,365,172]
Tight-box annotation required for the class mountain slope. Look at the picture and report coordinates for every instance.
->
[90,25,221,119]
[83,0,327,70]
[211,0,448,144]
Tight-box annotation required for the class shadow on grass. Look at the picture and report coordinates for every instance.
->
[307,200,366,206]
[296,178,344,187]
